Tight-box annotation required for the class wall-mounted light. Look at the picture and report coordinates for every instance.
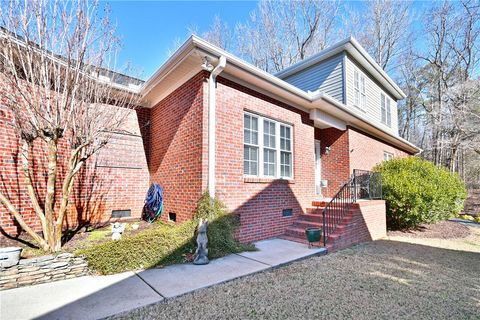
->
[325,146,331,155]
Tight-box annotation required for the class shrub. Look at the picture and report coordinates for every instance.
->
[77,191,254,274]
[195,191,255,258]
[374,157,467,230]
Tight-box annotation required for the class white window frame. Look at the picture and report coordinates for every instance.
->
[243,112,294,179]
[354,68,366,109]
[243,114,259,176]
[381,93,392,127]
[383,151,394,161]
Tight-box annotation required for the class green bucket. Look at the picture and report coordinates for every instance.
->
[305,227,322,246]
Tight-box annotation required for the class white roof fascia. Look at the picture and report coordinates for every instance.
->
[190,35,312,102]
[140,38,196,98]
[142,35,419,153]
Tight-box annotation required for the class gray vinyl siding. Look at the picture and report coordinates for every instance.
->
[282,53,344,103]
[344,55,399,135]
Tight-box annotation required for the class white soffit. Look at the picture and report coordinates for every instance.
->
[309,109,346,130]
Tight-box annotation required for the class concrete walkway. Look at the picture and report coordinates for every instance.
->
[0,238,326,320]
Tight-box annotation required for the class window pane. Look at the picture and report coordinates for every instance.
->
[244,146,258,175]
[252,117,258,131]
[263,120,276,148]
[280,125,291,151]
[263,149,276,176]
[244,129,250,144]
[280,151,292,178]
[386,99,391,127]
[381,94,386,124]
[251,130,258,145]
[244,114,258,145]
[251,161,257,175]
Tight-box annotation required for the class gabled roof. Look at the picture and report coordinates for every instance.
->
[275,37,406,100]
[141,35,419,154]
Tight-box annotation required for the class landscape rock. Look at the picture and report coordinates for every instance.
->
[0,253,89,290]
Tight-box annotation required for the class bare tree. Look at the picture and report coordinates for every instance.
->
[350,0,412,73]
[416,0,480,169]
[0,0,138,252]
[201,16,232,50]
[236,0,341,72]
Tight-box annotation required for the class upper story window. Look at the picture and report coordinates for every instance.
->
[381,93,392,127]
[354,69,366,109]
[383,151,394,161]
[244,112,293,179]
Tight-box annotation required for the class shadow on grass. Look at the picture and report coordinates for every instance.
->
[11,239,476,320]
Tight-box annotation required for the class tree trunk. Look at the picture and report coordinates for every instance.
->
[45,139,59,251]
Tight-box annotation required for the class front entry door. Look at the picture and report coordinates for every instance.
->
[315,140,321,195]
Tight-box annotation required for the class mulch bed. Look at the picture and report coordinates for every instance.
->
[0,219,156,258]
[387,220,471,239]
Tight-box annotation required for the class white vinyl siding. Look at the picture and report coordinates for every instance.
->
[244,112,293,179]
[345,55,399,135]
[282,54,344,103]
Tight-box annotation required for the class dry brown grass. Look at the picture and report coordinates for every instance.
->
[113,225,480,320]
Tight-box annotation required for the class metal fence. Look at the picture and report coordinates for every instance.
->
[352,169,382,201]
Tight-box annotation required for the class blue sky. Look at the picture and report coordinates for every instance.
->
[107,1,428,80]
[108,1,257,79]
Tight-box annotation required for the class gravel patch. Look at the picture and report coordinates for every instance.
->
[388,221,471,239]
[111,231,480,320]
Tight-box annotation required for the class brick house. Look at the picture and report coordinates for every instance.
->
[0,36,419,249]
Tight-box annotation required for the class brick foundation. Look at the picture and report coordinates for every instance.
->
[327,200,387,252]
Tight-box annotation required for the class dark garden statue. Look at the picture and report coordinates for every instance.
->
[193,218,209,265]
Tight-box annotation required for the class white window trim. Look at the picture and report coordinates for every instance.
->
[244,112,294,180]
[383,151,394,161]
[353,68,366,110]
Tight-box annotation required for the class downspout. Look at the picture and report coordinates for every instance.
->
[206,56,226,198]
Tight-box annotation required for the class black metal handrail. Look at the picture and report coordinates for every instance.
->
[322,169,382,246]
[322,177,354,246]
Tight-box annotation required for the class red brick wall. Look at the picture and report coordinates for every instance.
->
[328,200,387,252]
[0,100,150,236]
[348,127,410,172]
[315,128,350,198]
[214,77,316,243]
[148,72,208,223]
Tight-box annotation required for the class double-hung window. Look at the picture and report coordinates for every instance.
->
[243,112,293,179]
[381,93,392,127]
[354,69,366,109]
[244,114,259,175]
[280,125,292,178]
[263,119,276,176]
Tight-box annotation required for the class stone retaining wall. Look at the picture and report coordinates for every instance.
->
[0,253,89,290]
